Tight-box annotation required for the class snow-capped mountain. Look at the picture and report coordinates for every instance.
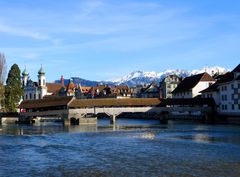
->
[55,66,228,87]
[111,66,228,86]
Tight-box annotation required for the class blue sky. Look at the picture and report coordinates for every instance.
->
[0,0,239,81]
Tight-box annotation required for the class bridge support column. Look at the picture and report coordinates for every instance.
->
[203,112,215,124]
[110,115,116,124]
[160,111,169,124]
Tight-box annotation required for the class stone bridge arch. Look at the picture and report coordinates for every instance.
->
[70,117,79,125]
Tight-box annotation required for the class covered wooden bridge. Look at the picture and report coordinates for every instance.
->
[19,96,215,125]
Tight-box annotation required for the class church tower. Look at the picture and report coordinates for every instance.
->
[38,65,47,98]
[38,65,46,87]
[22,67,29,87]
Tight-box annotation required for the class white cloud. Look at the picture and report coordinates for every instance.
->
[0,23,49,40]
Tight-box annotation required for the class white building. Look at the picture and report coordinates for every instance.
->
[201,64,240,115]
[160,75,182,98]
[172,72,215,98]
[22,66,63,100]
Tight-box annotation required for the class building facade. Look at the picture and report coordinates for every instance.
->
[160,75,181,98]
[172,72,215,99]
[201,64,240,115]
[22,67,63,100]
[140,82,160,98]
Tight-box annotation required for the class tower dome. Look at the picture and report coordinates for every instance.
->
[38,65,45,75]
[22,67,29,76]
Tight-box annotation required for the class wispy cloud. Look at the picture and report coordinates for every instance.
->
[0,23,49,40]
[0,0,239,81]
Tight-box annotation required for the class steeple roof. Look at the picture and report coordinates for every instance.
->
[38,65,45,74]
[22,67,29,76]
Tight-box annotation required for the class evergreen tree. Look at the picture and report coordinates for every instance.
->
[4,64,23,112]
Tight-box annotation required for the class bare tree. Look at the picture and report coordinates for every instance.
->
[0,53,7,111]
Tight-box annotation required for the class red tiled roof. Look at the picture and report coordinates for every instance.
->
[19,96,74,109]
[172,73,215,93]
[46,83,64,94]
[69,98,161,108]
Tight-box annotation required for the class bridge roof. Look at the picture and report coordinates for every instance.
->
[19,96,74,109]
[68,98,161,108]
[159,98,215,106]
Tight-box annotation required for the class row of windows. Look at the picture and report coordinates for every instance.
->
[221,104,240,110]
[221,104,227,110]
[231,83,240,89]
[221,94,227,101]
[175,91,190,96]
[221,86,227,92]
[25,93,41,100]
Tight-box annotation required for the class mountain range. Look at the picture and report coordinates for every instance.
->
[55,66,228,87]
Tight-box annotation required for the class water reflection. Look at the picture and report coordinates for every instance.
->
[0,119,240,177]
[0,118,165,135]
[193,133,210,143]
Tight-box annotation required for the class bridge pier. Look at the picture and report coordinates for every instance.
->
[203,112,215,123]
[160,111,169,124]
[110,115,116,124]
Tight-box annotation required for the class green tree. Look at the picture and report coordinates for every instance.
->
[4,64,23,112]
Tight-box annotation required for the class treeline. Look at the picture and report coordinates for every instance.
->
[0,53,23,112]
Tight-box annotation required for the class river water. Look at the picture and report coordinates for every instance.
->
[0,118,240,177]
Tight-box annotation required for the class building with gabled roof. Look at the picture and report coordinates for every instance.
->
[140,82,160,98]
[201,64,240,115]
[172,72,215,98]
[112,85,132,98]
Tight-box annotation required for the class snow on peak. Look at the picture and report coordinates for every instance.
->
[191,66,228,75]
[111,66,228,85]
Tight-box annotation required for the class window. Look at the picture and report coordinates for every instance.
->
[232,84,234,89]
[232,104,235,110]
[39,94,41,99]
[225,95,227,101]
[239,104,240,110]
[222,95,224,101]
[222,105,224,110]
[25,94,28,100]
[29,93,32,100]
[225,105,227,110]
[34,94,36,99]
[238,84,240,88]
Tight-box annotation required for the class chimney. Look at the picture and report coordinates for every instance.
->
[60,75,64,86]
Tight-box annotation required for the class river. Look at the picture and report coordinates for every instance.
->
[0,118,240,177]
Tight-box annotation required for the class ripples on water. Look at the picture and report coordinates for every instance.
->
[0,118,240,177]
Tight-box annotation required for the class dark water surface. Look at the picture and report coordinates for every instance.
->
[0,118,240,177]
